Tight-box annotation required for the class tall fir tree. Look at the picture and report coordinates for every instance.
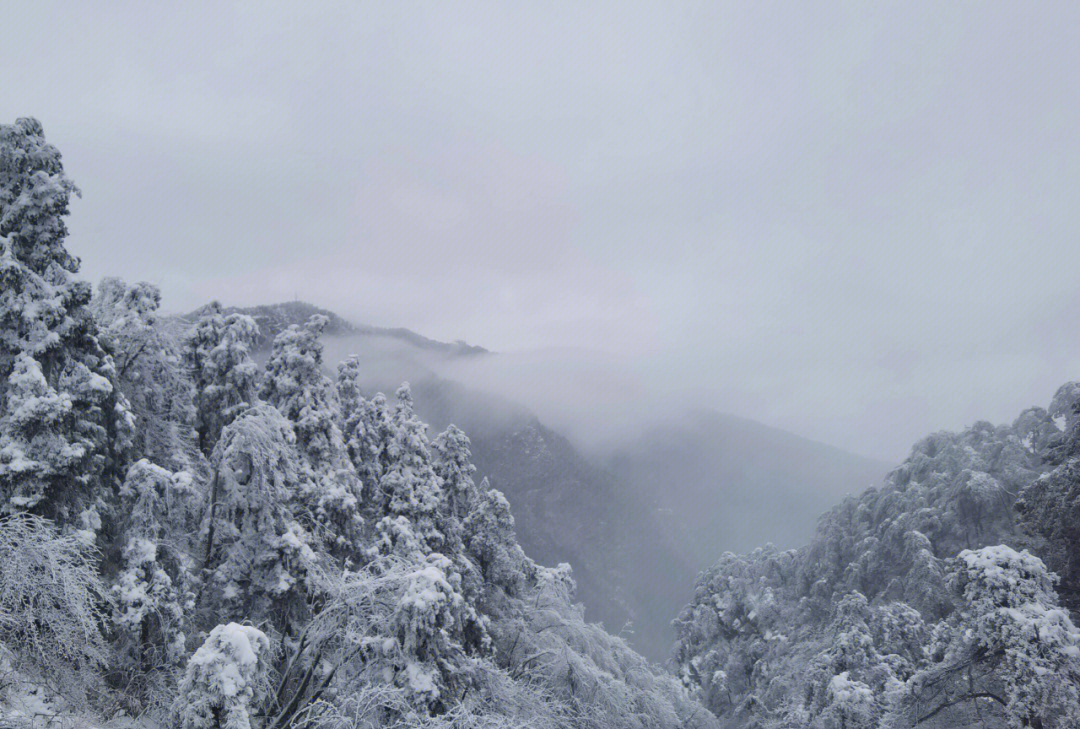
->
[200,404,323,637]
[370,384,446,561]
[0,117,132,528]
[182,302,259,458]
[261,315,362,566]
[93,277,200,473]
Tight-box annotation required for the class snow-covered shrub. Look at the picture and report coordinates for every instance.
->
[173,622,271,729]
[0,513,107,701]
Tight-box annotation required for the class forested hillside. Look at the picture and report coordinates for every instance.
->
[674,382,1080,727]
[0,118,716,727]
[257,319,888,663]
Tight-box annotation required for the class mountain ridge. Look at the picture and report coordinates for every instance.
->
[183,300,490,356]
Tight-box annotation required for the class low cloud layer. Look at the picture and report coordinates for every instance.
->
[6,2,1080,460]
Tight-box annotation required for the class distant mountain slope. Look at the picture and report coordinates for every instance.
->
[398,377,695,661]
[607,411,890,658]
[184,300,488,355]
[610,410,890,561]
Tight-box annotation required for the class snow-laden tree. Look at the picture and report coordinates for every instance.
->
[780,593,903,729]
[173,622,271,729]
[0,512,108,701]
[183,302,259,457]
[269,554,490,722]
[431,425,479,522]
[261,315,341,469]
[91,277,161,378]
[261,316,362,567]
[464,480,530,595]
[673,546,794,719]
[370,384,446,561]
[200,404,323,637]
[336,371,465,566]
[0,117,132,527]
[490,562,717,729]
[337,360,393,509]
[820,672,878,729]
[93,277,200,473]
[431,424,480,552]
[893,546,1080,728]
[673,385,1080,728]
[335,355,364,423]
[112,459,199,683]
[1016,383,1080,616]
[0,117,725,729]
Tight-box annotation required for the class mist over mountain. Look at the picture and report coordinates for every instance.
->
[610,411,889,558]
[6,1,1080,725]
[6,111,1080,728]
[207,301,888,661]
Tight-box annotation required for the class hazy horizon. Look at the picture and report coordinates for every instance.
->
[6,2,1080,461]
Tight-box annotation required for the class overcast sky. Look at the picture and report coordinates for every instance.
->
[4,1,1080,461]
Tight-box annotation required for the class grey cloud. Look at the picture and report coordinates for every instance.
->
[4,1,1080,461]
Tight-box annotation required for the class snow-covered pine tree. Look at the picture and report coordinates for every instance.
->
[260,315,340,468]
[112,459,199,682]
[429,424,489,619]
[200,404,323,637]
[261,316,362,566]
[93,277,200,473]
[0,117,132,529]
[335,354,364,424]
[464,479,530,596]
[369,384,446,561]
[173,622,271,729]
[337,358,394,509]
[431,424,480,551]
[182,302,259,458]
